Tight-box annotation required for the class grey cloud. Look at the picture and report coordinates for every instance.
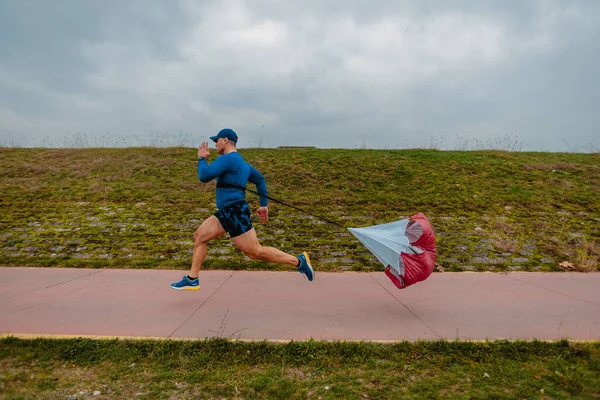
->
[1,0,599,151]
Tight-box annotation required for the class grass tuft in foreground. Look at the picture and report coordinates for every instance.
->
[1,337,599,399]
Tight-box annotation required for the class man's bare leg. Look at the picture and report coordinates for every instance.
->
[232,228,299,266]
[188,216,226,278]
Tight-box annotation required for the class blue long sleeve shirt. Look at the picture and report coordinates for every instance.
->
[197,152,268,209]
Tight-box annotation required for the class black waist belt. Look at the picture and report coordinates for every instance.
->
[217,181,246,191]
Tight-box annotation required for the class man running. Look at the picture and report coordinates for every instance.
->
[171,128,314,290]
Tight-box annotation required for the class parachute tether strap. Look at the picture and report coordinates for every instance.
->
[218,180,346,229]
[217,181,246,191]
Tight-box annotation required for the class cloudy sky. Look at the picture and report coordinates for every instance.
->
[1,0,599,151]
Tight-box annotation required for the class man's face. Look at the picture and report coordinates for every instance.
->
[216,137,226,154]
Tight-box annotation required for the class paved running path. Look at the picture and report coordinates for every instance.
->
[0,267,598,341]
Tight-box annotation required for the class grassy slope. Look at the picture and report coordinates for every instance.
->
[1,337,599,399]
[1,147,598,272]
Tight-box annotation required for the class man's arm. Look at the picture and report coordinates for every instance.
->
[196,142,229,182]
[248,166,268,207]
[197,156,229,182]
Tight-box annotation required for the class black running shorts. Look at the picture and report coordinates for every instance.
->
[214,201,254,238]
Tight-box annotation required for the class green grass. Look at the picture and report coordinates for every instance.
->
[1,147,599,272]
[1,337,599,399]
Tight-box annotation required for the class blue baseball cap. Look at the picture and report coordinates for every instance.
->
[210,128,238,143]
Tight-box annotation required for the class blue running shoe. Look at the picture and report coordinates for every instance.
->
[171,275,200,291]
[297,252,314,281]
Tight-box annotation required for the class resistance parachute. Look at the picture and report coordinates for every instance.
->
[348,213,436,289]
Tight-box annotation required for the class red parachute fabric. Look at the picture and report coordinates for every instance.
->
[384,212,437,289]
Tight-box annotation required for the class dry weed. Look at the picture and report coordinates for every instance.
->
[494,218,514,235]
[561,239,599,272]
[572,254,597,272]
[493,236,519,253]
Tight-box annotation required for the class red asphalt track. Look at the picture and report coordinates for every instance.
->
[1,267,598,342]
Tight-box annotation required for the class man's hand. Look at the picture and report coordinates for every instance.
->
[198,142,211,159]
[256,207,268,224]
